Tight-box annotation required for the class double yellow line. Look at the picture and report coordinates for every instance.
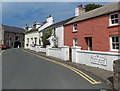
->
[22,49,101,85]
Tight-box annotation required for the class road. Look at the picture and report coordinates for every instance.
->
[0,50,2,90]
[2,48,110,89]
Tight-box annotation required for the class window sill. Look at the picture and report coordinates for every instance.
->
[110,49,120,52]
[72,31,77,33]
[108,25,119,28]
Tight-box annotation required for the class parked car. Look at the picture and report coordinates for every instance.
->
[2,45,7,49]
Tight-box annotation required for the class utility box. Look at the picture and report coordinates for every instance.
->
[113,59,120,90]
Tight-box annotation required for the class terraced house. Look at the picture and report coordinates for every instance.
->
[64,2,120,53]
[62,2,120,71]
[24,15,54,49]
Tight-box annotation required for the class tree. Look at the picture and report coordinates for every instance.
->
[84,4,103,12]
[41,29,52,47]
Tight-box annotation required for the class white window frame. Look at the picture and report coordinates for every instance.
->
[73,23,78,32]
[109,13,119,26]
[110,35,120,51]
[73,38,78,46]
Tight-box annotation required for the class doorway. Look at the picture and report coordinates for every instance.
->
[87,37,92,51]
[14,41,21,48]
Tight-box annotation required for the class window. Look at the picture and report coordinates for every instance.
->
[34,37,37,45]
[110,35,120,51]
[27,38,29,46]
[109,13,119,26]
[73,38,78,46]
[73,23,77,32]
[31,38,33,44]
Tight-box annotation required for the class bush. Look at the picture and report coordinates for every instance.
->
[41,29,52,47]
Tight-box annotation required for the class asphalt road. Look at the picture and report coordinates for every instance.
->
[2,48,110,89]
[0,51,2,90]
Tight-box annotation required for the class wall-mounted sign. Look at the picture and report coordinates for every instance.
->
[90,55,107,66]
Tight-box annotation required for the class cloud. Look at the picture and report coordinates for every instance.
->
[2,2,111,27]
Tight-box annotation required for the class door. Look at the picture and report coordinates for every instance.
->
[87,37,92,51]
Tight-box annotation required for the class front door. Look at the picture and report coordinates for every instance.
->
[88,37,92,51]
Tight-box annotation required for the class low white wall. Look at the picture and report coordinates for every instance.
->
[35,45,46,53]
[46,46,69,61]
[72,46,120,71]
[30,46,36,51]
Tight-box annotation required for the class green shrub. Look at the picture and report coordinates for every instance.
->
[41,29,52,47]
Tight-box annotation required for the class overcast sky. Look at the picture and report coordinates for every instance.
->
[2,2,112,28]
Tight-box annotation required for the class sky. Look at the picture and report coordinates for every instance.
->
[1,2,112,28]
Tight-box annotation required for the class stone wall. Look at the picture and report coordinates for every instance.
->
[113,59,120,90]
[4,31,24,48]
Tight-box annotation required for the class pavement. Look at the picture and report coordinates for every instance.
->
[2,48,111,89]
[24,49,114,89]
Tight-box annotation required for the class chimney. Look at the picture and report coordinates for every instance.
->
[46,14,54,24]
[75,4,85,16]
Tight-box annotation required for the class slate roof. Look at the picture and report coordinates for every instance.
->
[65,1,120,25]
[42,17,75,31]
[25,29,38,33]
[2,24,25,33]
[25,21,46,34]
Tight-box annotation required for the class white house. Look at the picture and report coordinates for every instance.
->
[24,15,54,49]
[42,17,74,47]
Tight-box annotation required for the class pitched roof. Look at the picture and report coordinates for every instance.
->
[25,21,47,34]
[2,24,25,33]
[42,17,75,31]
[25,29,38,34]
[66,1,120,25]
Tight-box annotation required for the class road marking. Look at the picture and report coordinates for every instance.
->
[22,49,101,85]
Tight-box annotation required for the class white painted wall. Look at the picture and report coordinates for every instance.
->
[39,32,43,46]
[46,46,69,61]
[35,45,46,53]
[55,26,64,47]
[72,46,120,71]
[48,26,64,47]
[24,31,40,49]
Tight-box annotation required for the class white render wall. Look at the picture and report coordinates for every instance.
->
[35,45,46,53]
[46,46,69,61]
[24,32,40,49]
[55,26,64,47]
[48,26,64,47]
[72,46,120,71]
